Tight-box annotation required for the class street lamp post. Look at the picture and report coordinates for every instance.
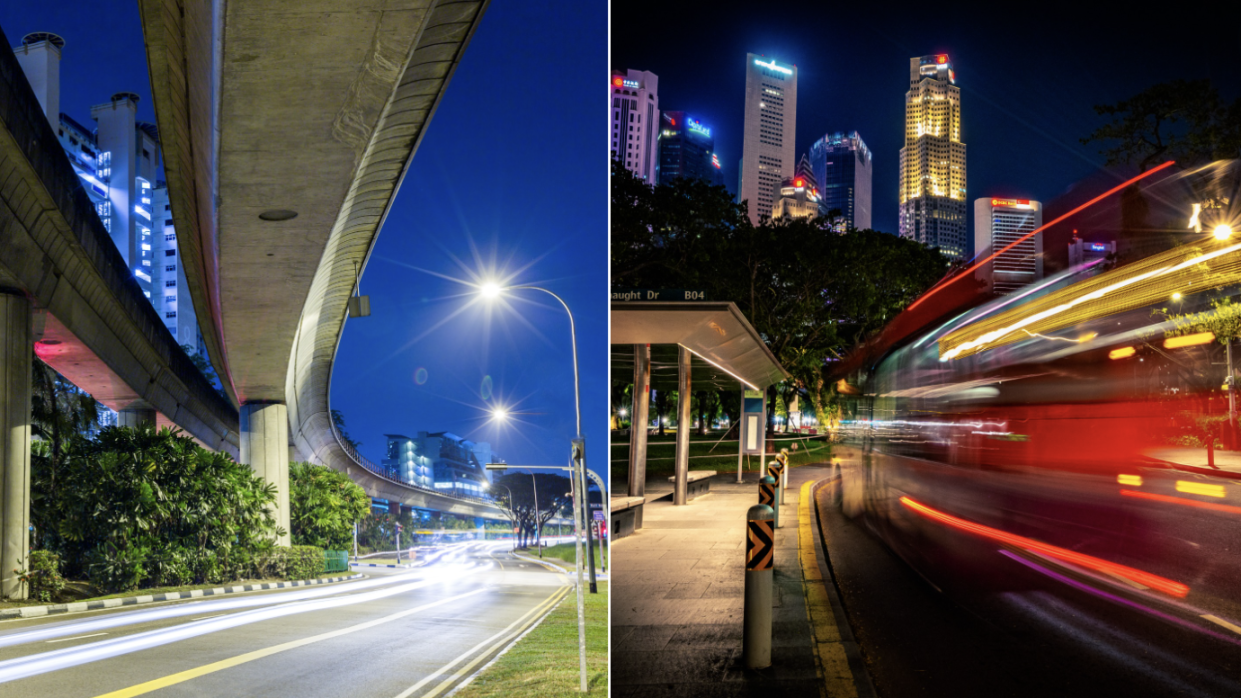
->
[482,282,589,692]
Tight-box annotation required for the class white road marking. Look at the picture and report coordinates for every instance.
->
[46,633,107,644]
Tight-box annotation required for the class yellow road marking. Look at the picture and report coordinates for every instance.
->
[90,589,488,698]
[393,586,569,698]
[800,479,859,698]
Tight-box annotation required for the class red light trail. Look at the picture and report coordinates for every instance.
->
[1121,489,1241,516]
[906,160,1177,313]
[900,496,1189,597]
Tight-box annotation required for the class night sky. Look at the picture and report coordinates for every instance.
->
[611,2,1241,252]
[0,0,609,486]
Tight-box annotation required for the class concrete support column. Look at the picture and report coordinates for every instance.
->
[628,344,650,505]
[240,401,290,546]
[388,501,401,516]
[118,406,156,428]
[0,293,30,599]
[673,346,692,506]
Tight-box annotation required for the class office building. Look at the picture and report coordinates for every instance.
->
[383,432,492,497]
[657,111,721,186]
[611,69,659,183]
[899,55,967,259]
[771,155,820,221]
[807,131,873,231]
[974,198,1043,294]
[739,54,797,224]
[1068,237,1115,267]
[14,33,164,301]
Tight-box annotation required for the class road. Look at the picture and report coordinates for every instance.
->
[0,543,569,698]
[815,466,1241,698]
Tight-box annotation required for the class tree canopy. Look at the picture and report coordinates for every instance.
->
[289,461,371,550]
[611,161,947,418]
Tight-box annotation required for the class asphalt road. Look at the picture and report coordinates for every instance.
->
[815,473,1241,698]
[0,542,570,698]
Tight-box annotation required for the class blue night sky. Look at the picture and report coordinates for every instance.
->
[0,1,609,485]
[611,2,1241,251]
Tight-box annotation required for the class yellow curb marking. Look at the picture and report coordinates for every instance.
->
[799,479,858,698]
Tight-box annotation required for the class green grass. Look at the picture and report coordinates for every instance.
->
[454,581,608,698]
[533,542,608,570]
[610,430,832,480]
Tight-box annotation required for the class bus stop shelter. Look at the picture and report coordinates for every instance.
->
[611,301,788,527]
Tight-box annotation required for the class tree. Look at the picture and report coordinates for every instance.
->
[493,472,572,549]
[1082,79,1241,172]
[182,344,226,399]
[30,356,98,545]
[289,461,371,549]
[612,167,947,427]
[332,409,361,450]
[32,425,279,592]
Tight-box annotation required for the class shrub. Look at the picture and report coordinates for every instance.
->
[289,462,370,549]
[259,546,325,580]
[25,551,66,602]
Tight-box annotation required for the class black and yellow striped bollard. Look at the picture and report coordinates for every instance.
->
[759,474,779,529]
[744,503,775,669]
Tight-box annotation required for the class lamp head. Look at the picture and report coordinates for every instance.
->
[1214,224,1233,241]
[480,282,503,299]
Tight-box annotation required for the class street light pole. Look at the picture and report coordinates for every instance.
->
[482,282,589,692]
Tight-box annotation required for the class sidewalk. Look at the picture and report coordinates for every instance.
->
[612,464,861,697]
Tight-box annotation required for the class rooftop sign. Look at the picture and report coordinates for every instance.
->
[991,198,1032,209]
[754,58,793,75]
[687,118,710,137]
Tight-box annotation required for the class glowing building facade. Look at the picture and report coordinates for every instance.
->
[974,198,1043,294]
[657,111,721,187]
[807,131,872,231]
[739,54,797,224]
[771,155,820,221]
[611,69,660,183]
[899,54,966,258]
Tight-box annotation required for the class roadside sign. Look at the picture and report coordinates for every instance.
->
[611,288,708,302]
[593,511,605,522]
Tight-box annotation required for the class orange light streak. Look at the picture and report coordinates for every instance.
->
[1164,332,1215,349]
[1122,489,1241,516]
[899,496,1189,598]
[1109,347,1137,360]
[906,160,1177,312]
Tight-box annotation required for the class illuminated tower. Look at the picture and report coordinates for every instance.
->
[740,53,797,224]
[611,69,659,183]
[808,131,873,231]
[899,54,966,259]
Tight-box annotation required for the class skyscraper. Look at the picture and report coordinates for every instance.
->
[899,54,966,258]
[974,198,1043,294]
[739,54,797,225]
[657,111,719,186]
[611,69,659,183]
[771,155,819,221]
[13,32,200,352]
[807,131,873,231]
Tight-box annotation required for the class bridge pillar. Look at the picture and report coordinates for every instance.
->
[388,501,400,516]
[240,402,290,546]
[118,406,157,428]
[0,292,31,599]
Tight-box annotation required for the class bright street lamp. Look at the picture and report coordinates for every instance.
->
[1216,224,1234,241]
[480,281,503,299]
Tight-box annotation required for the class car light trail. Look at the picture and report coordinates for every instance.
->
[907,161,1175,313]
[900,496,1189,597]
[998,550,1240,647]
[1117,474,1143,486]
[0,567,432,648]
[1175,481,1226,497]
[1164,332,1215,349]
[1122,489,1241,515]
[1109,347,1136,360]
[0,564,481,684]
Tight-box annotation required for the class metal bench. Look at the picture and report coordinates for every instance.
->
[668,470,717,500]
[610,496,645,538]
